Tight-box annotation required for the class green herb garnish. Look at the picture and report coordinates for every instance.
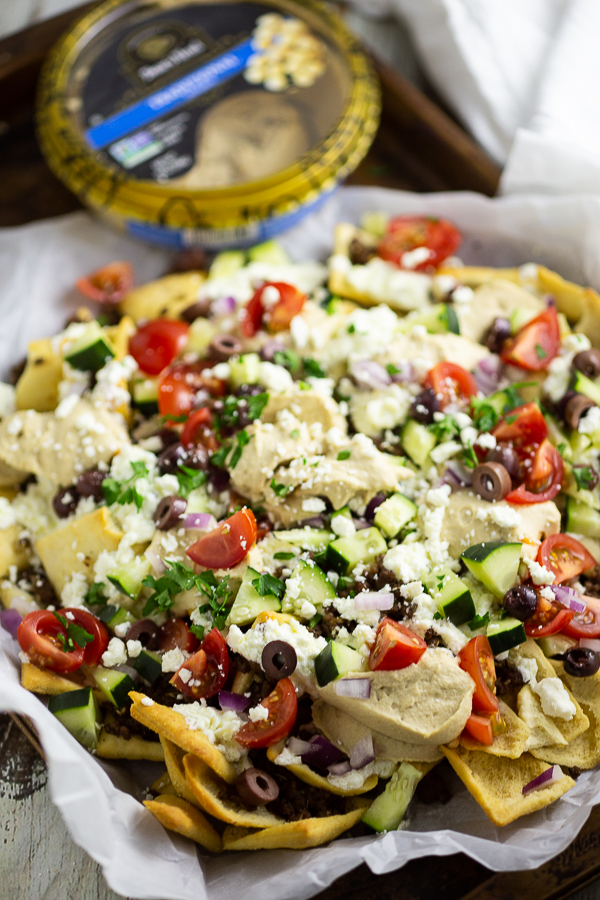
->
[251,572,285,600]
[574,465,597,491]
[176,465,207,499]
[303,357,326,379]
[102,460,149,510]
[274,551,295,560]
[337,449,351,461]
[270,478,291,498]
[53,612,94,652]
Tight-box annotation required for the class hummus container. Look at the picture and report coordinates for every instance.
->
[37,0,380,249]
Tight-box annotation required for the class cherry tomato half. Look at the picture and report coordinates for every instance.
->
[186,508,257,569]
[180,407,215,448]
[76,261,134,304]
[463,710,506,746]
[377,215,461,271]
[491,402,548,450]
[235,677,298,748]
[423,362,478,410]
[158,619,199,654]
[62,607,109,666]
[368,618,427,671]
[242,282,306,337]
[17,610,85,673]
[537,534,596,584]
[505,439,564,504]
[129,320,189,376]
[170,628,229,699]
[158,362,227,418]
[525,596,575,638]
[500,306,560,371]
[457,636,499,714]
[561,597,600,639]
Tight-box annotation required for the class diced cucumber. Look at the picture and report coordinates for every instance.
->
[274,528,333,552]
[486,617,526,655]
[571,371,600,407]
[326,527,387,575]
[132,378,159,416]
[247,239,290,266]
[546,414,572,461]
[185,317,216,354]
[537,634,578,658]
[91,665,137,708]
[185,487,211,513]
[407,303,460,335]
[229,353,261,390]
[107,556,151,600]
[425,570,476,626]
[209,249,246,279]
[281,559,336,617]
[63,322,116,372]
[314,641,363,687]
[565,497,600,538]
[98,604,137,633]
[226,566,281,627]
[361,763,423,832]
[461,542,522,599]
[509,307,537,334]
[48,687,100,750]
[133,649,163,685]
[360,211,389,238]
[374,493,417,538]
[401,419,436,467]
[331,506,352,522]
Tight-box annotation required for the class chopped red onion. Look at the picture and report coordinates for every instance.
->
[349,734,375,770]
[350,360,391,391]
[353,517,371,531]
[144,547,166,575]
[522,765,563,795]
[260,339,286,363]
[182,512,217,530]
[299,516,325,529]
[390,362,415,383]
[580,638,600,653]
[286,736,312,756]
[354,591,394,611]
[442,461,472,488]
[210,295,236,317]
[551,585,587,614]
[328,760,352,777]
[218,690,250,713]
[478,355,503,378]
[334,677,371,699]
[545,295,556,308]
[114,664,140,682]
[365,493,385,522]
[0,608,21,639]
[300,735,346,769]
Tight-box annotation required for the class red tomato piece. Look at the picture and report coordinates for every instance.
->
[17,610,85,673]
[525,596,575,638]
[377,215,461,271]
[457,636,499,714]
[186,509,257,569]
[62,607,109,666]
[129,320,189,376]
[491,402,548,450]
[463,712,494,746]
[368,618,427,671]
[500,306,560,371]
[158,618,199,654]
[242,282,306,337]
[76,261,133,304]
[242,286,266,338]
[180,407,214,447]
[170,628,229,699]
[235,677,298,748]
[562,597,600,639]
[505,439,564,504]
[537,534,596,584]
[423,362,478,410]
[158,362,227,418]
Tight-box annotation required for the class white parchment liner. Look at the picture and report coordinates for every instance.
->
[3,187,600,899]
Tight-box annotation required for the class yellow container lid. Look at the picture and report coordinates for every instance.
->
[37,0,380,248]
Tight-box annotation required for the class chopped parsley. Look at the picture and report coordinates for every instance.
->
[470,399,499,433]
[176,465,207,498]
[251,572,285,600]
[270,478,291,497]
[337,449,351,461]
[557,442,567,458]
[290,429,300,439]
[212,430,251,470]
[535,343,548,360]
[467,612,490,630]
[274,551,295,560]
[461,443,479,469]
[162,413,187,424]
[347,324,356,334]
[102,460,149,510]
[428,415,460,442]
[142,560,232,627]
[273,349,300,373]
[193,570,234,634]
[574,465,597,492]
[386,363,402,376]
[85,582,107,606]
[303,357,326,378]
[214,392,268,433]
[53,612,94,652]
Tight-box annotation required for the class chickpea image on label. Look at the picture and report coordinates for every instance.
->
[244,13,326,92]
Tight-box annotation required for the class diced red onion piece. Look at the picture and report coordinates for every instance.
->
[365,493,385,522]
[551,585,587,614]
[580,638,600,653]
[299,516,325,529]
[390,362,414,383]
[287,736,312,756]
[442,461,472,488]
[349,734,375,770]
[300,735,346,769]
[353,591,394,611]
[0,608,21,639]
[353,517,371,531]
[334,677,371,699]
[478,355,503,378]
[328,760,352,777]
[144,547,166,575]
[350,360,391,391]
[182,512,217,530]
[522,765,563,795]
[218,690,250,713]
[114,664,140,682]
[211,295,236,317]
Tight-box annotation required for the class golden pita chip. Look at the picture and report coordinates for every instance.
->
[531,663,600,770]
[144,794,222,854]
[441,745,575,827]
[160,736,206,809]
[517,686,568,750]
[129,692,237,783]
[437,265,521,287]
[151,771,175,795]
[266,742,378,795]
[183,753,284,828]
[460,700,530,758]
[96,729,165,762]
[221,806,365,851]
[20,663,81,695]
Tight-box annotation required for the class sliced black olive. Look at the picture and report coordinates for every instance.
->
[564,647,600,678]
[210,334,243,360]
[153,495,187,530]
[76,467,106,501]
[126,618,161,650]
[180,298,212,323]
[573,348,600,380]
[503,585,538,621]
[157,441,209,475]
[53,486,78,518]
[564,393,597,430]
[235,768,279,807]
[472,462,512,501]
[484,317,511,354]
[487,445,521,480]
[410,388,440,425]
[261,640,297,680]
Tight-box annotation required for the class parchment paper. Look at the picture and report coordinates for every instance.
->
[3,187,600,899]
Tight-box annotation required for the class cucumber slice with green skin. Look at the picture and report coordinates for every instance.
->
[91,665,137,708]
[461,542,522,599]
[361,763,423,832]
[326,527,387,575]
[247,239,290,266]
[132,378,159,416]
[228,353,261,390]
[486,618,526,655]
[331,506,352,522]
[537,634,578,658]
[407,303,460,335]
[186,317,217,354]
[64,322,116,372]
[281,559,336,617]
[133,649,163,685]
[314,641,363,687]
[425,571,476,626]
[565,497,600,537]
[509,307,538,334]
[48,687,100,749]
[98,604,137,633]
[226,566,281,627]
[274,529,333,552]
[374,493,417,538]
[107,556,151,600]
[401,419,436,467]
[546,414,572,461]
[571,371,600,407]
[209,249,246,279]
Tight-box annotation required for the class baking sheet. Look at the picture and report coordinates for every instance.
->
[3,186,600,899]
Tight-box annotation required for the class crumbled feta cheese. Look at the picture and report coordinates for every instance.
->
[475,505,522,529]
[274,747,302,766]
[535,677,576,720]
[327,759,395,791]
[54,393,80,419]
[384,542,429,583]
[114,621,131,638]
[161,647,190,673]
[60,571,88,608]
[331,514,356,538]
[302,497,326,513]
[7,417,23,436]
[102,637,127,667]
[401,246,432,269]
[525,558,555,585]
[539,586,555,601]
[258,361,293,392]
[430,440,461,463]
[476,433,497,451]
[248,705,269,723]
[0,497,17,530]
[452,285,475,305]
[578,405,600,435]
[290,315,310,349]
[126,639,143,658]
[141,697,155,706]
[172,702,246,761]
